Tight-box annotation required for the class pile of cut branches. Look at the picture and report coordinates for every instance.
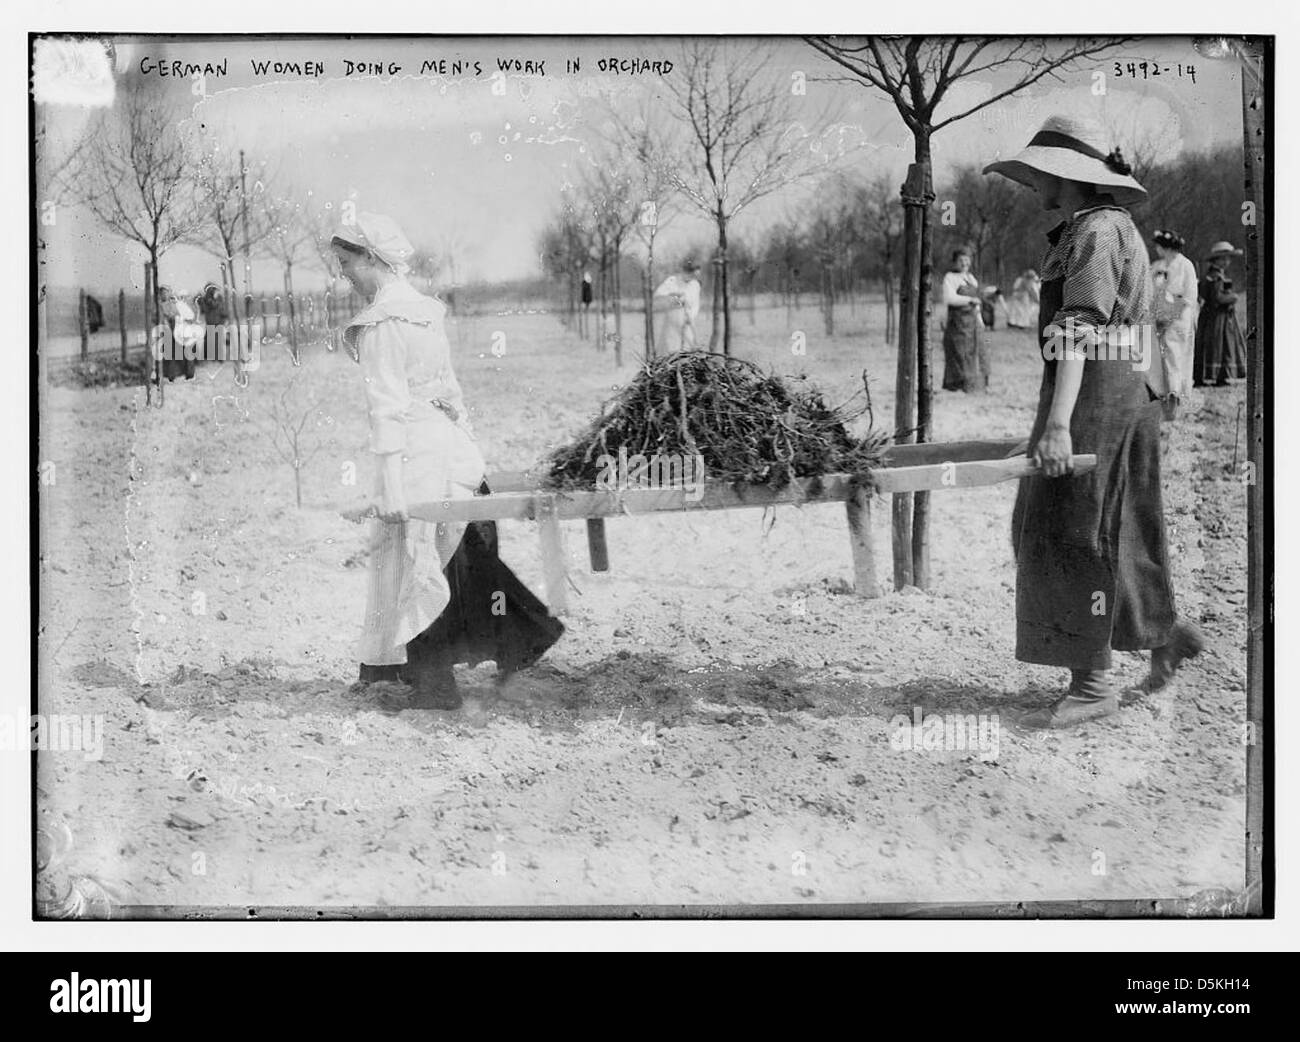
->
[542,351,886,491]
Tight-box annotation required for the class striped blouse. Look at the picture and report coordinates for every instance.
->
[1041,205,1152,345]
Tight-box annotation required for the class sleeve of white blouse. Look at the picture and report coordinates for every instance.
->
[1170,258,1197,305]
[360,319,411,455]
[941,272,966,307]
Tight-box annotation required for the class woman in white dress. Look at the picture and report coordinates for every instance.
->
[653,257,702,353]
[1148,229,1198,412]
[334,213,561,709]
[1006,269,1041,329]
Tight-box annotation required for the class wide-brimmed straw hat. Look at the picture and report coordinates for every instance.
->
[1206,240,1244,259]
[983,115,1147,207]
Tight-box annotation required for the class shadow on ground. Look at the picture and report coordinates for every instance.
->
[72,652,1055,735]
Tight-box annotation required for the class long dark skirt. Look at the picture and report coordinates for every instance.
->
[405,483,564,676]
[942,306,986,392]
[1011,278,1177,670]
[161,320,197,381]
[1193,306,1247,385]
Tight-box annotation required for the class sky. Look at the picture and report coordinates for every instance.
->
[35,35,1246,297]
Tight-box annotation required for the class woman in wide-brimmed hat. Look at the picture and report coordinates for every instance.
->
[983,115,1202,729]
[334,212,563,710]
[1148,229,1198,412]
[1193,240,1247,387]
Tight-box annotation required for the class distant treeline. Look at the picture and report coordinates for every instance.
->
[537,141,1247,338]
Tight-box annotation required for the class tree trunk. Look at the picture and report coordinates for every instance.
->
[912,147,936,590]
[884,266,896,345]
[643,241,656,360]
[612,237,623,368]
[147,249,163,404]
[597,239,608,350]
[285,265,298,363]
[892,161,926,590]
[718,210,731,355]
[226,258,242,323]
[78,289,89,360]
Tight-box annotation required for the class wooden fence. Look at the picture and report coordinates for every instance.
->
[49,286,364,375]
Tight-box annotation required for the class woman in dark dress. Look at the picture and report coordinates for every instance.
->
[941,248,986,392]
[983,116,1203,728]
[1193,241,1247,387]
[157,286,198,381]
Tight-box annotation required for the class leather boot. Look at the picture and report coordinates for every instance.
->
[357,663,403,685]
[1148,619,1205,692]
[1021,670,1118,729]
[401,658,462,711]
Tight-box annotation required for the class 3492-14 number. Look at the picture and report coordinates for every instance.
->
[1113,60,1197,83]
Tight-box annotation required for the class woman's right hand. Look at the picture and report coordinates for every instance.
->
[377,496,409,525]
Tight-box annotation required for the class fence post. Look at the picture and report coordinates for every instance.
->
[118,288,128,363]
[78,289,89,360]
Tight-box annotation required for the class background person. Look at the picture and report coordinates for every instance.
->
[1007,268,1041,329]
[1194,240,1247,387]
[1148,229,1198,414]
[157,285,199,381]
[654,257,702,352]
[941,247,985,391]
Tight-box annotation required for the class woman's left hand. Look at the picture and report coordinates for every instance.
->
[1035,423,1074,479]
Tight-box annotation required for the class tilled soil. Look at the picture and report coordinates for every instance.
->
[35,303,1248,911]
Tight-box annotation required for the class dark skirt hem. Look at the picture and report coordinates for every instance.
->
[403,482,564,675]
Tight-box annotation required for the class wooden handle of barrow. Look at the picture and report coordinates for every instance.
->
[870,454,1097,494]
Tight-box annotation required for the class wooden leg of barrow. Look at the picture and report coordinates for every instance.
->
[586,518,609,572]
[537,496,569,614]
[845,485,880,598]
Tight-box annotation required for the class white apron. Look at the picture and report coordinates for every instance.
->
[347,281,486,665]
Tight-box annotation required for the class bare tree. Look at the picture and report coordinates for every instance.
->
[579,160,638,366]
[257,187,323,362]
[300,193,346,276]
[35,106,90,390]
[406,247,442,295]
[949,163,1021,286]
[858,173,903,345]
[539,199,595,335]
[68,88,201,396]
[1102,103,1183,184]
[806,35,1128,590]
[593,100,681,359]
[666,40,834,355]
[189,139,275,322]
[265,372,331,509]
